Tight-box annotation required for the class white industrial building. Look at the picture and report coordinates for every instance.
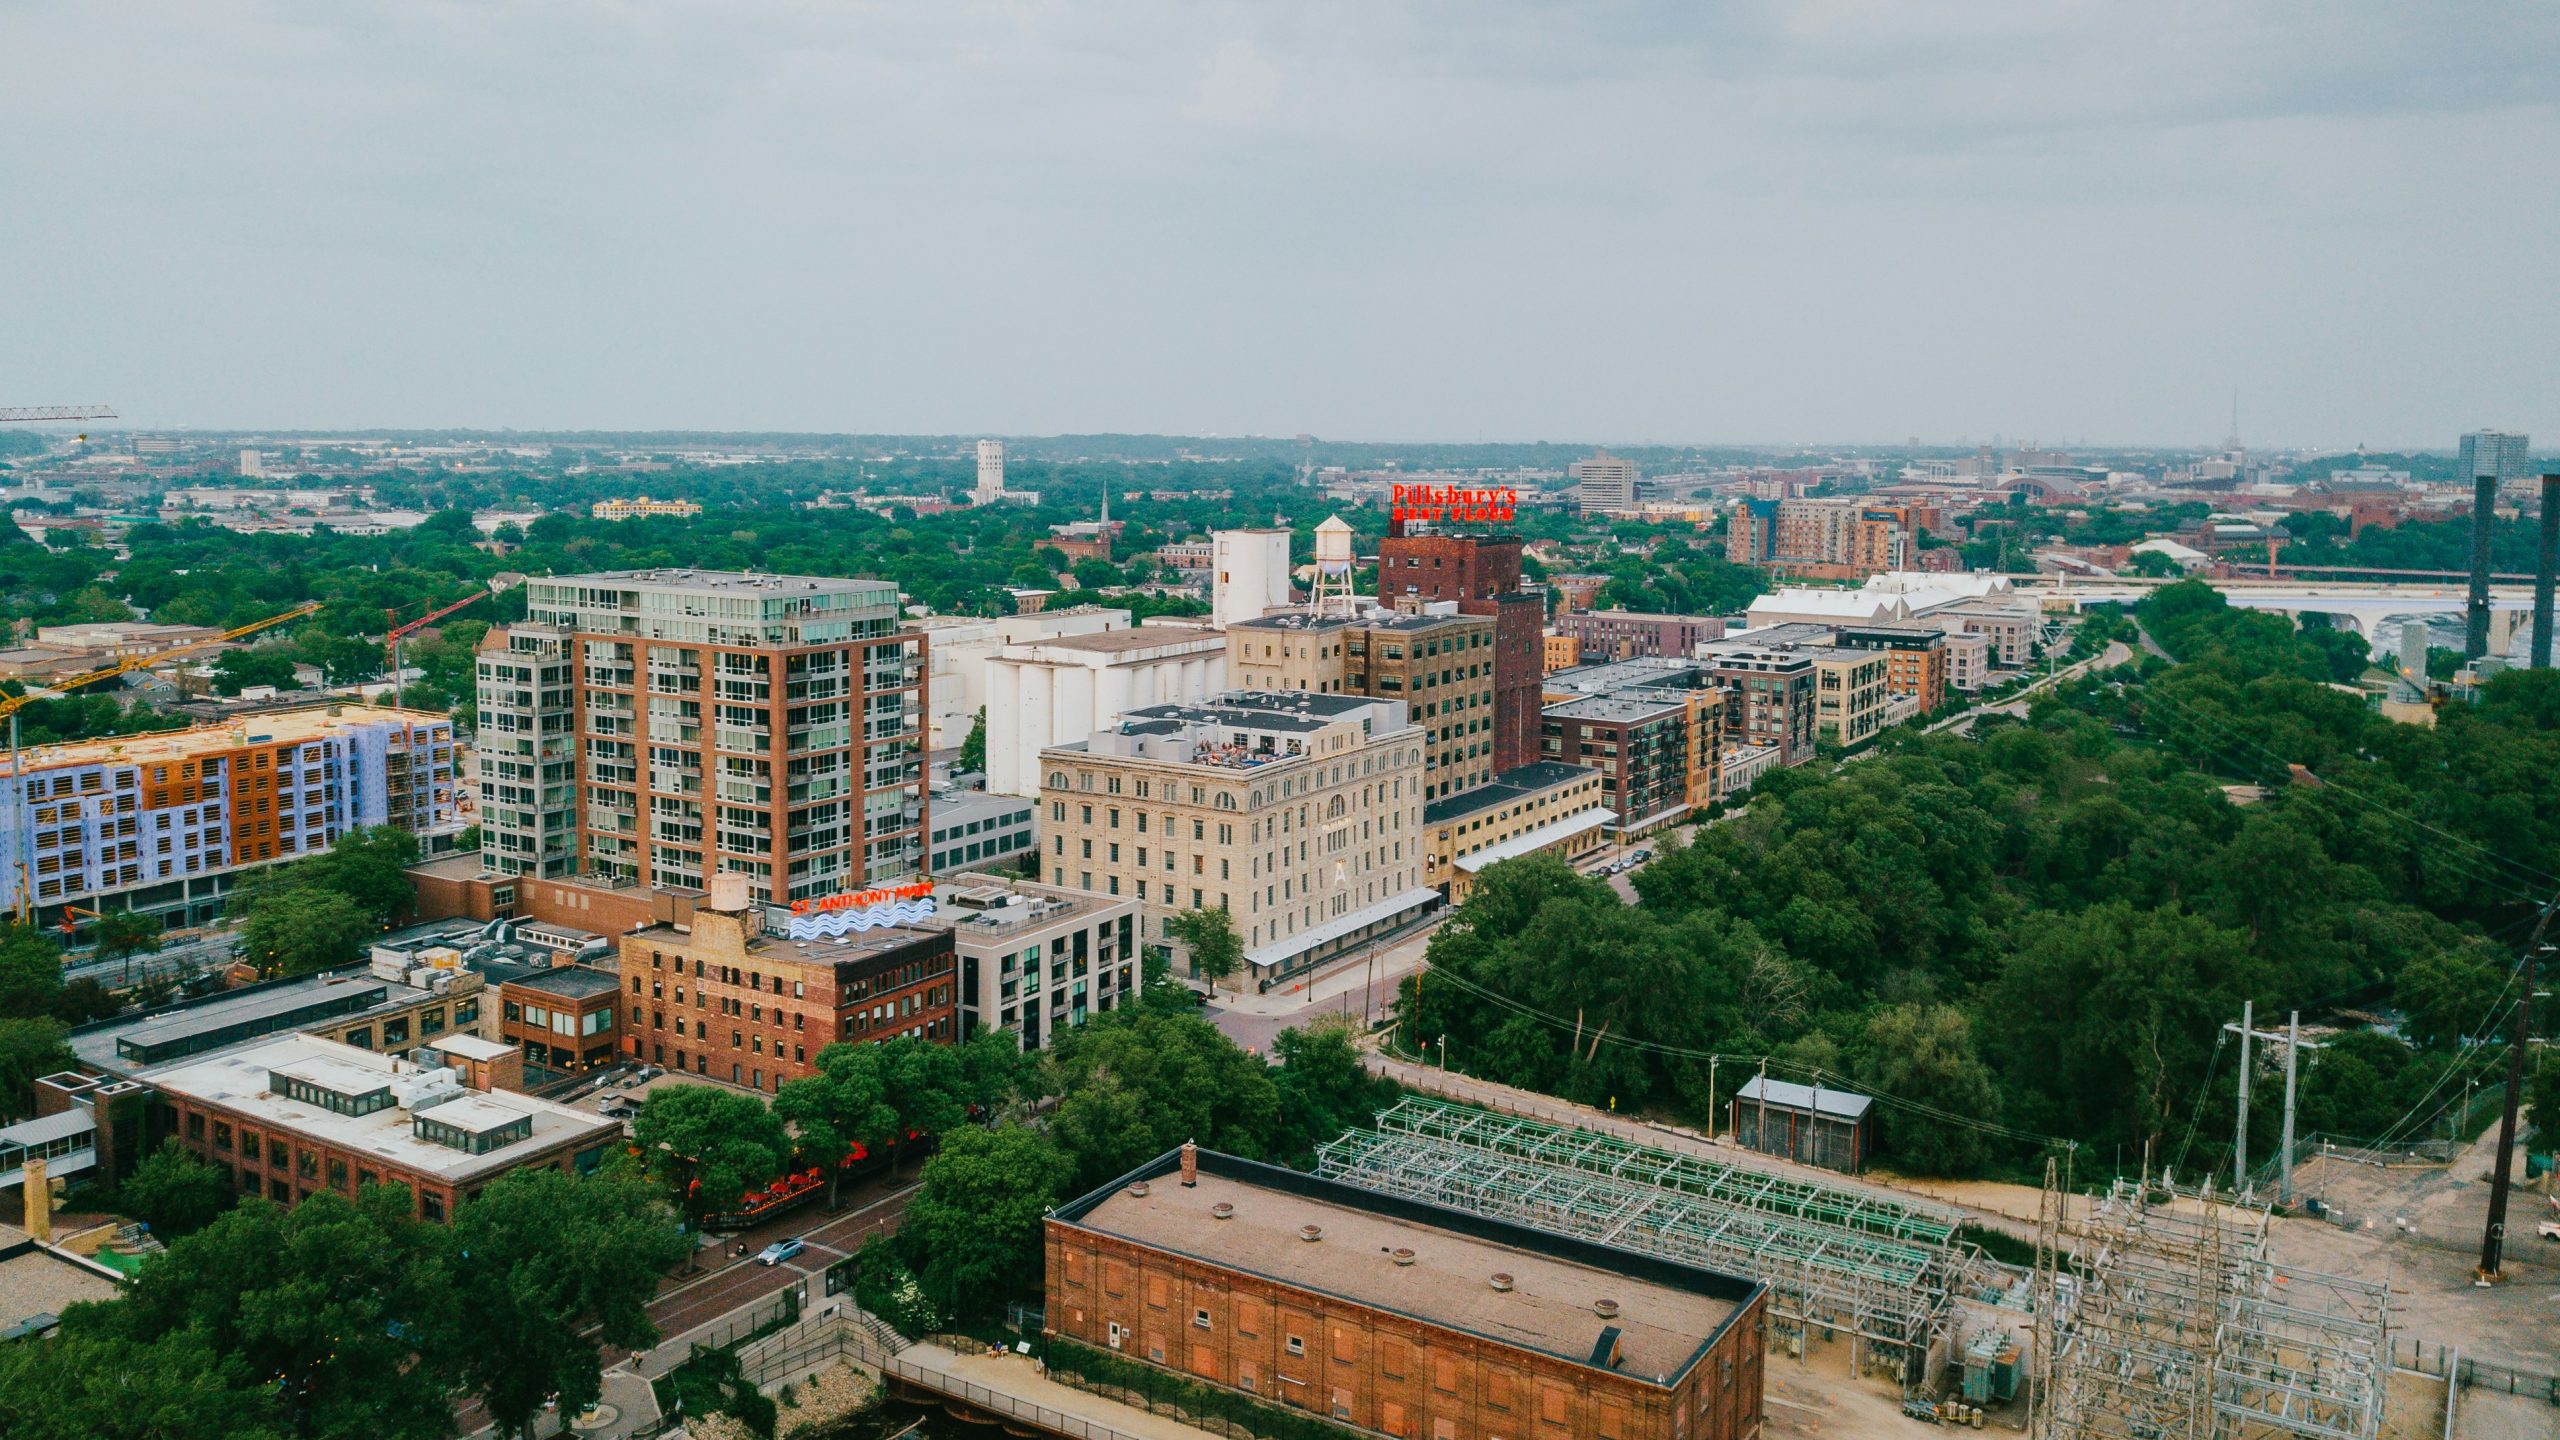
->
[1211,529,1293,629]
[913,606,1135,750]
[981,625,1228,797]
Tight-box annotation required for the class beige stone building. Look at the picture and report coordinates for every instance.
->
[1809,648,1893,748]
[1039,692,1436,984]
[1423,761,1612,902]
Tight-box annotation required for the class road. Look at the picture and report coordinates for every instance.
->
[1201,911,1450,1055]
[1922,638,2132,737]
[62,926,238,989]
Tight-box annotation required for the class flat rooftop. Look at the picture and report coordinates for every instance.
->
[1424,761,1597,826]
[502,966,621,1000]
[3,704,450,774]
[0,1230,120,1341]
[1060,1152,1754,1386]
[1009,627,1227,655]
[72,972,428,1075]
[1545,692,1688,725]
[145,1035,619,1184]
[538,568,895,596]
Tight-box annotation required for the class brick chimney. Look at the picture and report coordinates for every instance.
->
[1180,1140,1198,1188]
[22,1155,51,1243]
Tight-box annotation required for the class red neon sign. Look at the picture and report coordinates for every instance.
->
[789,880,934,916]
[1391,483,1517,526]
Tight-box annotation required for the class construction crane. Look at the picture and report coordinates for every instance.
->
[0,600,322,760]
[0,405,117,423]
[383,578,513,708]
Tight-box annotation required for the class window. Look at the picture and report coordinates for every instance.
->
[1331,1329,1356,1364]
[1335,1391,1355,1422]
[1193,1308,1211,1330]
[1433,1355,1459,1393]
[1540,1386,1568,1427]
[1285,1334,1305,1357]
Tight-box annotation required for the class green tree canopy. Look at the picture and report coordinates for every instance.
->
[896,1124,1075,1318]
[631,1084,792,1230]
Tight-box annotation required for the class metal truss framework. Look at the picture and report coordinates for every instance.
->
[1313,1098,1980,1375]
[2035,1178,2388,1440]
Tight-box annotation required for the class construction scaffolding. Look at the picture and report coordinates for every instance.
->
[2035,1175,2389,1440]
[1313,1097,1982,1382]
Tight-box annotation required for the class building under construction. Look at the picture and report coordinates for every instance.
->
[2034,1174,2389,1440]
[1314,1097,1990,1385]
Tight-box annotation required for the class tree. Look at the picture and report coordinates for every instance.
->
[239,888,377,978]
[107,1185,458,1440]
[88,908,163,982]
[118,1139,234,1238]
[453,822,483,853]
[773,1047,897,1208]
[0,1323,285,1440]
[957,707,987,773]
[1271,1017,1396,1163]
[1852,1004,1999,1177]
[0,1016,74,1122]
[0,923,66,1020]
[631,1084,792,1234]
[2394,947,2508,1052]
[212,647,299,695]
[447,1165,690,1439]
[308,825,422,919]
[1166,905,1242,982]
[896,1124,1075,1316]
[1042,1006,1282,1188]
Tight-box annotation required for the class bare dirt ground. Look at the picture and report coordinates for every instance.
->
[1760,1328,2011,1440]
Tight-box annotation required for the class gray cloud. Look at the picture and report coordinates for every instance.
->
[2,0,2553,447]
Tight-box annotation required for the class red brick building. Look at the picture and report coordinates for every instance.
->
[1047,1146,1767,1440]
[147,1033,621,1223]
[616,884,956,1092]
[1378,534,1544,772]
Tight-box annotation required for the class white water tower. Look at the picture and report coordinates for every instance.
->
[1311,515,1357,616]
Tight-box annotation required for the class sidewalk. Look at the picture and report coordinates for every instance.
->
[894,1344,1225,1440]
[1210,911,1444,1018]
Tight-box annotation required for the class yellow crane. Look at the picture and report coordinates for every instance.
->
[1,600,323,759]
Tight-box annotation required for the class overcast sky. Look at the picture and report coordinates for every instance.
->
[3,2,2554,449]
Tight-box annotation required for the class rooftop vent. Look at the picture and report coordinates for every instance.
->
[1299,1224,1323,1243]
[1127,1181,1151,1198]
[1211,1202,1235,1220]
[1594,1299,1620,1319]
[1490,1273,1514,1292]
[1392,1248,1416,1266]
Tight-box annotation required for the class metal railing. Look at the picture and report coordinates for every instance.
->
[2394,1337,2560,1403]
[884,1356,1155,1440]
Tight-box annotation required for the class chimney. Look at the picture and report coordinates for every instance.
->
[22,1155,50,1243]
[2537,474,2560,670]
[2467,472,2497,660]
[1180,1139,1198,1187]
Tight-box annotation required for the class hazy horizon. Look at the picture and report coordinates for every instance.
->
[5,3,2555,449]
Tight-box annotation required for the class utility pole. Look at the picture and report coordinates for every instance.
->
[1706,1055,1720,1140]
[2280,1011,2301,1205]
[2233,1000,2253,1194]
[2479,940,2548,1282]
[2225,1005,2321,1204]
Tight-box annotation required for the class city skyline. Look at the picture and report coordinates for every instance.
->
[3,3,2555,447]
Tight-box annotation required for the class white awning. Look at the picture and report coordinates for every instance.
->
[1245,885,1442,972]
[1453,809,1618,873]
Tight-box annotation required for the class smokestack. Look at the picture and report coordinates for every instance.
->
[2466,472,2497,660]
[2537,474,2560,669]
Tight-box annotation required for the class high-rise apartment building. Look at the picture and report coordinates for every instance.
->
[1375,533,1543,771]
[508,570,926,907]
[0,707,458,929]
[1726,499,1905,579]
[1226,609,1498,801]
[1571,451,1639,514]
[1697,648,1819,764]
[2458,429,2533,485]
[475,627,577,877]
[1038,692,1434,983]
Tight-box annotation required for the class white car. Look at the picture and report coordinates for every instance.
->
[2536,1217,2560,1242]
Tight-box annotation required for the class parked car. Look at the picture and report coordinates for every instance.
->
[756,1237,806,1266]
[1630,849,1652,864]
[2536,1217,2560,1241]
